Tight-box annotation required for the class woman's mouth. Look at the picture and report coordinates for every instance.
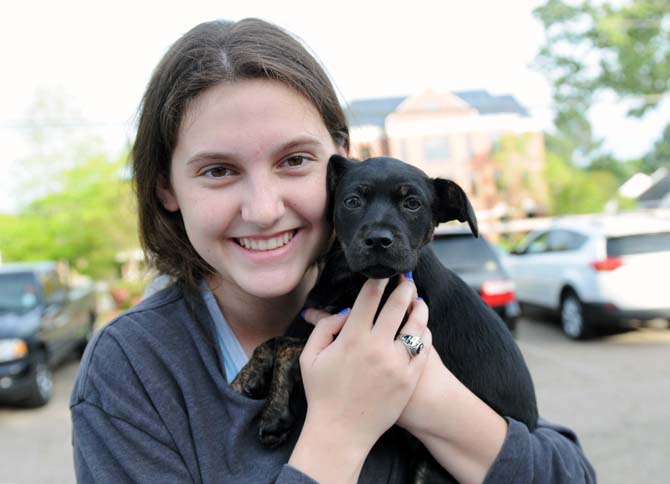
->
[235,230,297,252]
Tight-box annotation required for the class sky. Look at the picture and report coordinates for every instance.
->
[1,0,667,213]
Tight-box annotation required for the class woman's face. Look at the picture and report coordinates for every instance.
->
[161,79,337,299]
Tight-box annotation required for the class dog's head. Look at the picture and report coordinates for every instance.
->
[327,155,478,278]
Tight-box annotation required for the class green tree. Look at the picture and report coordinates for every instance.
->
[643,122,670,173]
[533,0,669,173]
[1,89,138,279]
[543,133,623,214]
[0,151,138,279]
[588,154,641,183]
[534,0,669,117]
[492,133,551,215]
[10,87,98,207]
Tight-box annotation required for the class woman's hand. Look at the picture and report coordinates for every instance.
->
[396,341,450,433]
[296,275,431,457]
[300,283,510,484]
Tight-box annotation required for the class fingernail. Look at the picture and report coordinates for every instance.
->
[404,271,413,280]
[300,309,307,319]
[338,308,350,315]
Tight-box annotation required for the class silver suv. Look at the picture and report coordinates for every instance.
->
[507,213,670,339]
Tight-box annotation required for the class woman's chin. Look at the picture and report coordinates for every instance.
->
[239,273,304,300]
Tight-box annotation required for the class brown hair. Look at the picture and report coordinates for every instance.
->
[132,18,350,290]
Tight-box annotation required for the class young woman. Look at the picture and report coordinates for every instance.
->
[70,18,596,484]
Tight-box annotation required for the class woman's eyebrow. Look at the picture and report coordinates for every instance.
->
[271,135,323,157]
[186,152,235,165]
[186,136,324,166]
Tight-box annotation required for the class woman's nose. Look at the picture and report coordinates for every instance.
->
[240,179,286,227]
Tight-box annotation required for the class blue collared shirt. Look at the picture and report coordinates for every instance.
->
[200,281,249,382]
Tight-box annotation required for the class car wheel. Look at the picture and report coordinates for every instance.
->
[24,351,53,407]
[560,292,591,340]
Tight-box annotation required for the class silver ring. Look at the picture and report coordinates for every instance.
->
[397,333,424,358]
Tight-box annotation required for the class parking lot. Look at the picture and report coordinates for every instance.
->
[1,317,669,484]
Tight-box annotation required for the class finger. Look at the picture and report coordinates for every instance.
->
[338,278,389,338]
[407,327,432,369]
[301,308,333,325]
[395,298,429,362]
[396,325,432,367]
[397,297,429,341]
[372,274,417,341]
[301,312,349,364]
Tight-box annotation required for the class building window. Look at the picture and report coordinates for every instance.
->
[423,136,451,161]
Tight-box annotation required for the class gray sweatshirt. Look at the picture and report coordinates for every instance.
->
[70,283,596,483]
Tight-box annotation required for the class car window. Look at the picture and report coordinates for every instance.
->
[0,272,40,314]
[430,235,500,273]
[607,232,670,257]
[548,229,587,252]
[524,231,550,254]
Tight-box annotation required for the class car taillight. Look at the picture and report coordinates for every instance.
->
[590,257,623,271]
[480,279,516,307]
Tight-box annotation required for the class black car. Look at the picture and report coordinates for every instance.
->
[430,229,520,332]
[0,262,96,406]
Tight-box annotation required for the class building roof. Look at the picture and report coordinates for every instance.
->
[457,91,529,116]
[346,90,528,127]
[637,167,670,204]
[346,96,405,127]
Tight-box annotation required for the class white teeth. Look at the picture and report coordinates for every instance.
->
[238,231,294,251]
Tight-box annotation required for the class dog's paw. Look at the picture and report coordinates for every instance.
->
[231,370,270,399]
[257,407,294,448]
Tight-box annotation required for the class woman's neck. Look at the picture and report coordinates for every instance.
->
[206,268,318,356]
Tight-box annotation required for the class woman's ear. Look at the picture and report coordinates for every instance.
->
[156,175,179,212]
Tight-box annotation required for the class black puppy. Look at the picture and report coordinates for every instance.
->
[232,155,538,481]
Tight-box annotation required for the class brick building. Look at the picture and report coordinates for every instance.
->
[346,89,549,220]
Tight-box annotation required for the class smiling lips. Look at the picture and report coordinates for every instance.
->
[236,230,296,251]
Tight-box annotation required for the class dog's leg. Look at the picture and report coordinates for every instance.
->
[231,338,280,399]
[257,338,305,448]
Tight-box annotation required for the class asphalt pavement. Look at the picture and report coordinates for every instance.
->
[0,317,668,484]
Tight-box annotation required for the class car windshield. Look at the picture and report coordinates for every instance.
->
[607,232,670,257]
[0,272,40,314]
[430,235,500,273]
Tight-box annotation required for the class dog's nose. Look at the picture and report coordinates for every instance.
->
[365,229,394,249]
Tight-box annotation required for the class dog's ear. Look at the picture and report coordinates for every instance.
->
[432,178,479,237]
[326,154,353,222]
[327,154,352,194]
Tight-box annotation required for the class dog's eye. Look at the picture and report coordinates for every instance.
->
[404,197,422,211]
[343,196,361,209]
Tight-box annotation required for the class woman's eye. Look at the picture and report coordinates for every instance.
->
[344,196,361,209]
[281,155,308,168]
[203,166,235,178]
[404,197,421,210]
